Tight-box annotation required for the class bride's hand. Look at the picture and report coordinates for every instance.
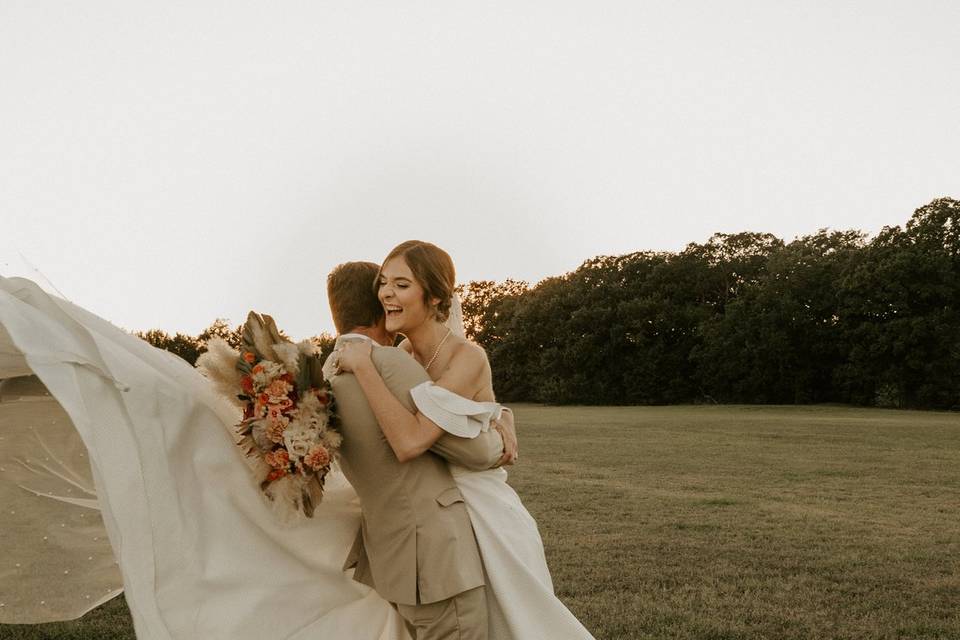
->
[336,340,373,373]
[493,407,518,466]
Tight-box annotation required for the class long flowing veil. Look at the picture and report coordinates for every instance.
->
[0,276,408,638]
[0,279,125,621]
[0,369,124,621]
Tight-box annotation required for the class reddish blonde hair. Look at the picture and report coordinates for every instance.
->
[378,240,456,321]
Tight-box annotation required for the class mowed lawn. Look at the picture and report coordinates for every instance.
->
[4,405,959,640]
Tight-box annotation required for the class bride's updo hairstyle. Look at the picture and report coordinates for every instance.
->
[378,240,456,322]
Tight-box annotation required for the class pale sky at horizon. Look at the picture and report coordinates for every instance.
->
[2,1,958,338]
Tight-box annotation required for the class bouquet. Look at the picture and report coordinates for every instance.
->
[196,311,340,520]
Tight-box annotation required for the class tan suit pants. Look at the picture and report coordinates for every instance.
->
[395,585,488,640]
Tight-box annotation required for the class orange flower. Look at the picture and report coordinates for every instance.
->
[266,379,292,398]
[266,468,287,482]
[265,448,290,469]
[241,376,254,394]
[304,445,330,470]
[266,417,289,443]
[243,352,256,363]
[252,364,264,374]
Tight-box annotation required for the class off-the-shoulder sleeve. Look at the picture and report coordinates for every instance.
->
[410,381,503,438]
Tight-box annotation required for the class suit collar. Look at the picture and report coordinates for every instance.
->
[323,333,376,381]
[334,333,374,349]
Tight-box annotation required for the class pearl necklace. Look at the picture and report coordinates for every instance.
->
[424,327,453,371]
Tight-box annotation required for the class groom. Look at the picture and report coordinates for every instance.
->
[319,261,514,640]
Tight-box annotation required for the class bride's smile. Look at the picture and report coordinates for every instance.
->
[377,256,441,335]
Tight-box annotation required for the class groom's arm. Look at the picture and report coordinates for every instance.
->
[375,348,506,470]
[431,408,517,469]
[430,428,505,471]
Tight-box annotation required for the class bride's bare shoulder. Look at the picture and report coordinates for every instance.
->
[443,339,493,400]
[432,338,492,399]
[448,339,490,375]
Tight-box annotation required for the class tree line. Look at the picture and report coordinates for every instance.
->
[458,197,960,409]
[139,197,959,409]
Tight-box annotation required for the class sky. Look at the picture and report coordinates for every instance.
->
[2,1,958,338]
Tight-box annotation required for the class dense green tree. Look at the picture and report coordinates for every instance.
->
[135,329,203,365]
[196,318,243,350]
[456,279,529,347]
[694,229,866,403]
[837,198,960,408]
[311,333,337,364]
[679,231,785,310]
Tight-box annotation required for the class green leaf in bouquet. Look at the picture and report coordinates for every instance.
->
[296,353,313,393]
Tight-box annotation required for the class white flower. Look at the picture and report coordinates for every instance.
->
[282,426,314,458]
[295,396,330,436]
[251,360,284,388]
[298,393,321,414]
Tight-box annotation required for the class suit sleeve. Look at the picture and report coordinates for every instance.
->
[430,428,504,470]
[371,347,504,469]
[370,347,430,413]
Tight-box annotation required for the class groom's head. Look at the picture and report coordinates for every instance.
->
[327,261,394,343]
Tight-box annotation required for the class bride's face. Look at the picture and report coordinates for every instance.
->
[377,256,440,334]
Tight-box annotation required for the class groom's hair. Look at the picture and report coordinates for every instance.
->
[327,262,384,334]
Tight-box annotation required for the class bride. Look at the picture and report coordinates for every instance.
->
[0,247,594,639]
[335,240,594,639]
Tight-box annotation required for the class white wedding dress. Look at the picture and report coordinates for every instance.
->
[0,275,594,639]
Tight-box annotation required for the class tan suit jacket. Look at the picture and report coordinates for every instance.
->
[320,337,503,605]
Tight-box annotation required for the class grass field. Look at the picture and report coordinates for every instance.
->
[3,404,959,640]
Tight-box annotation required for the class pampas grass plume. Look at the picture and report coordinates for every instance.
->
[272,342,301,375]
[196,337,243,405]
